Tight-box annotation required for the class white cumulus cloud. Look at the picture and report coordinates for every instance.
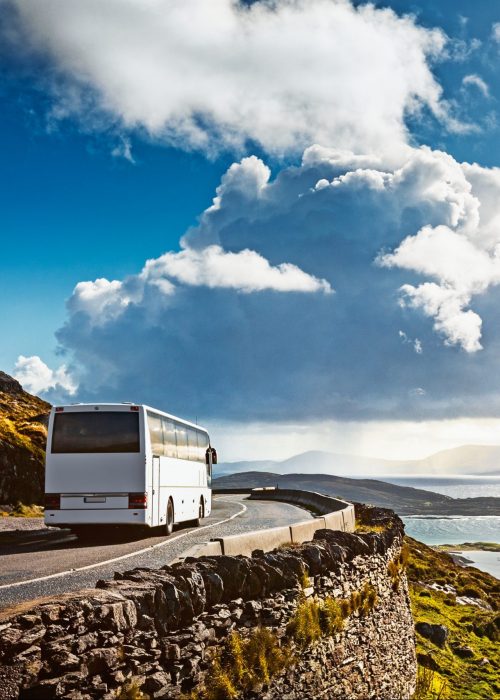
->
[69,278,135,324]
[8,0,451,158]
[399,283,483,353]
[379,223,500,352]
[48,144,500,419]
[378,225,500,293]
[14,355,78,396]
[70,244,332,325]
[145,246,333,294]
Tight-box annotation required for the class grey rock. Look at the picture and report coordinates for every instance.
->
[415,622,448,647]
[451,644,474,659]
[144,671,171,696]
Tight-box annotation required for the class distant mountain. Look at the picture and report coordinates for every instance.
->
[215,446,500,478]
[414,444,500,475]
[213,471,500,516]
[0,371,50,504]
[214,451,400,477]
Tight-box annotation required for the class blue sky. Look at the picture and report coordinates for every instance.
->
[0,77,233,367]
[4,0,500,460]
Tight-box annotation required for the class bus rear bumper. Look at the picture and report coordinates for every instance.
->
[44,509,150,528]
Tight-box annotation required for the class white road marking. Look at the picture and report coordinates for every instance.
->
[0,499,247,591]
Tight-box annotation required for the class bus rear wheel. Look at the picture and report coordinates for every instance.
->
[188,498,205,527]
[196,498,205,526]
[165,498,174,536]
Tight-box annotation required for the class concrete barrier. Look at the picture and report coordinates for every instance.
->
[249,487,355,533]
[177,487,355,562]
[342,506,356,532]
[215,525,291,557]
[180,540,223,560]
[289,517,326,543]
[324,511,344,531]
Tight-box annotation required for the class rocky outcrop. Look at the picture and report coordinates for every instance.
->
[0,505,417,699]
[0,372,50,504]
[0,374,23,394]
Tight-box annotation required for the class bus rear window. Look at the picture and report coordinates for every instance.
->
[51,412,140,454]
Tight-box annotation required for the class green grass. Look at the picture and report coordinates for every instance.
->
[190,628,289,700]
[407,536,500,700]
[0,416,46,463]
[287,581,378,647]
[0,503,44,518]
[355,519,387,534]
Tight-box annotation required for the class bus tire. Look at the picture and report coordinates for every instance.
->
[165,498,174,536]
[195,497,205,527]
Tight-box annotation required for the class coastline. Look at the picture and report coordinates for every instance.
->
[436,541,500,552]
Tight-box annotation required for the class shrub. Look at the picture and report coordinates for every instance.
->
[339,599,351,619]
[319,598,343,635]
[456,585,483,600]
[197,629,289,700]
[287,599,322,646]
[350,590,362,611]
[300,568,311,590]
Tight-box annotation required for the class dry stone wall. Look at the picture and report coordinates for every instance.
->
[0,504,416,700]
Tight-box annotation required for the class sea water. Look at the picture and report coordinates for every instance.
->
[402,515,500,545]
[381,475,500,499]
[402,515,500,579]
[375,477,500,578]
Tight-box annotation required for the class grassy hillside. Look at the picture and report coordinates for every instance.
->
[406,536,499,699]
[0,372,50,504]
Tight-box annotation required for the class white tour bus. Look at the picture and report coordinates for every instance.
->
[44,403,216,535]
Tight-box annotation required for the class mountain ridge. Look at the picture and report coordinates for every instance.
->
[216,445,500,477]
[213,470,500,515]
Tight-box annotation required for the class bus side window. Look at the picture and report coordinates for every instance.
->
[175,423,188,460]
[197,430,209,464]
[186,427,199,462]
[162,418,177,458]
[147,412,164,456]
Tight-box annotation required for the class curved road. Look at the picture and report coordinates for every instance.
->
[0,495,311,611]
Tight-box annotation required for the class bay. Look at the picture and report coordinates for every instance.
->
[382,475,500,498]
[402,515,500,579]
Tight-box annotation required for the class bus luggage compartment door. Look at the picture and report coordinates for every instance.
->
[152,455,160,527]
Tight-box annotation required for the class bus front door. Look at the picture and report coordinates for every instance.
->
[152,455,160,527]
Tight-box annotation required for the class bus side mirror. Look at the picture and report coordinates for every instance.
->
[206,447,217,465]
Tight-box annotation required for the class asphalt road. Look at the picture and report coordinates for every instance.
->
[0,495,311,611]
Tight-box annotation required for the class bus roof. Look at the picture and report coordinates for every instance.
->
[52,403,209,434]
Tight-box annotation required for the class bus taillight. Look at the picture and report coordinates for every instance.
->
[128,492,148,509]
[45,493,61,510]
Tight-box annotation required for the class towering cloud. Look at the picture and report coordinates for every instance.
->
[39,145,500,421]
